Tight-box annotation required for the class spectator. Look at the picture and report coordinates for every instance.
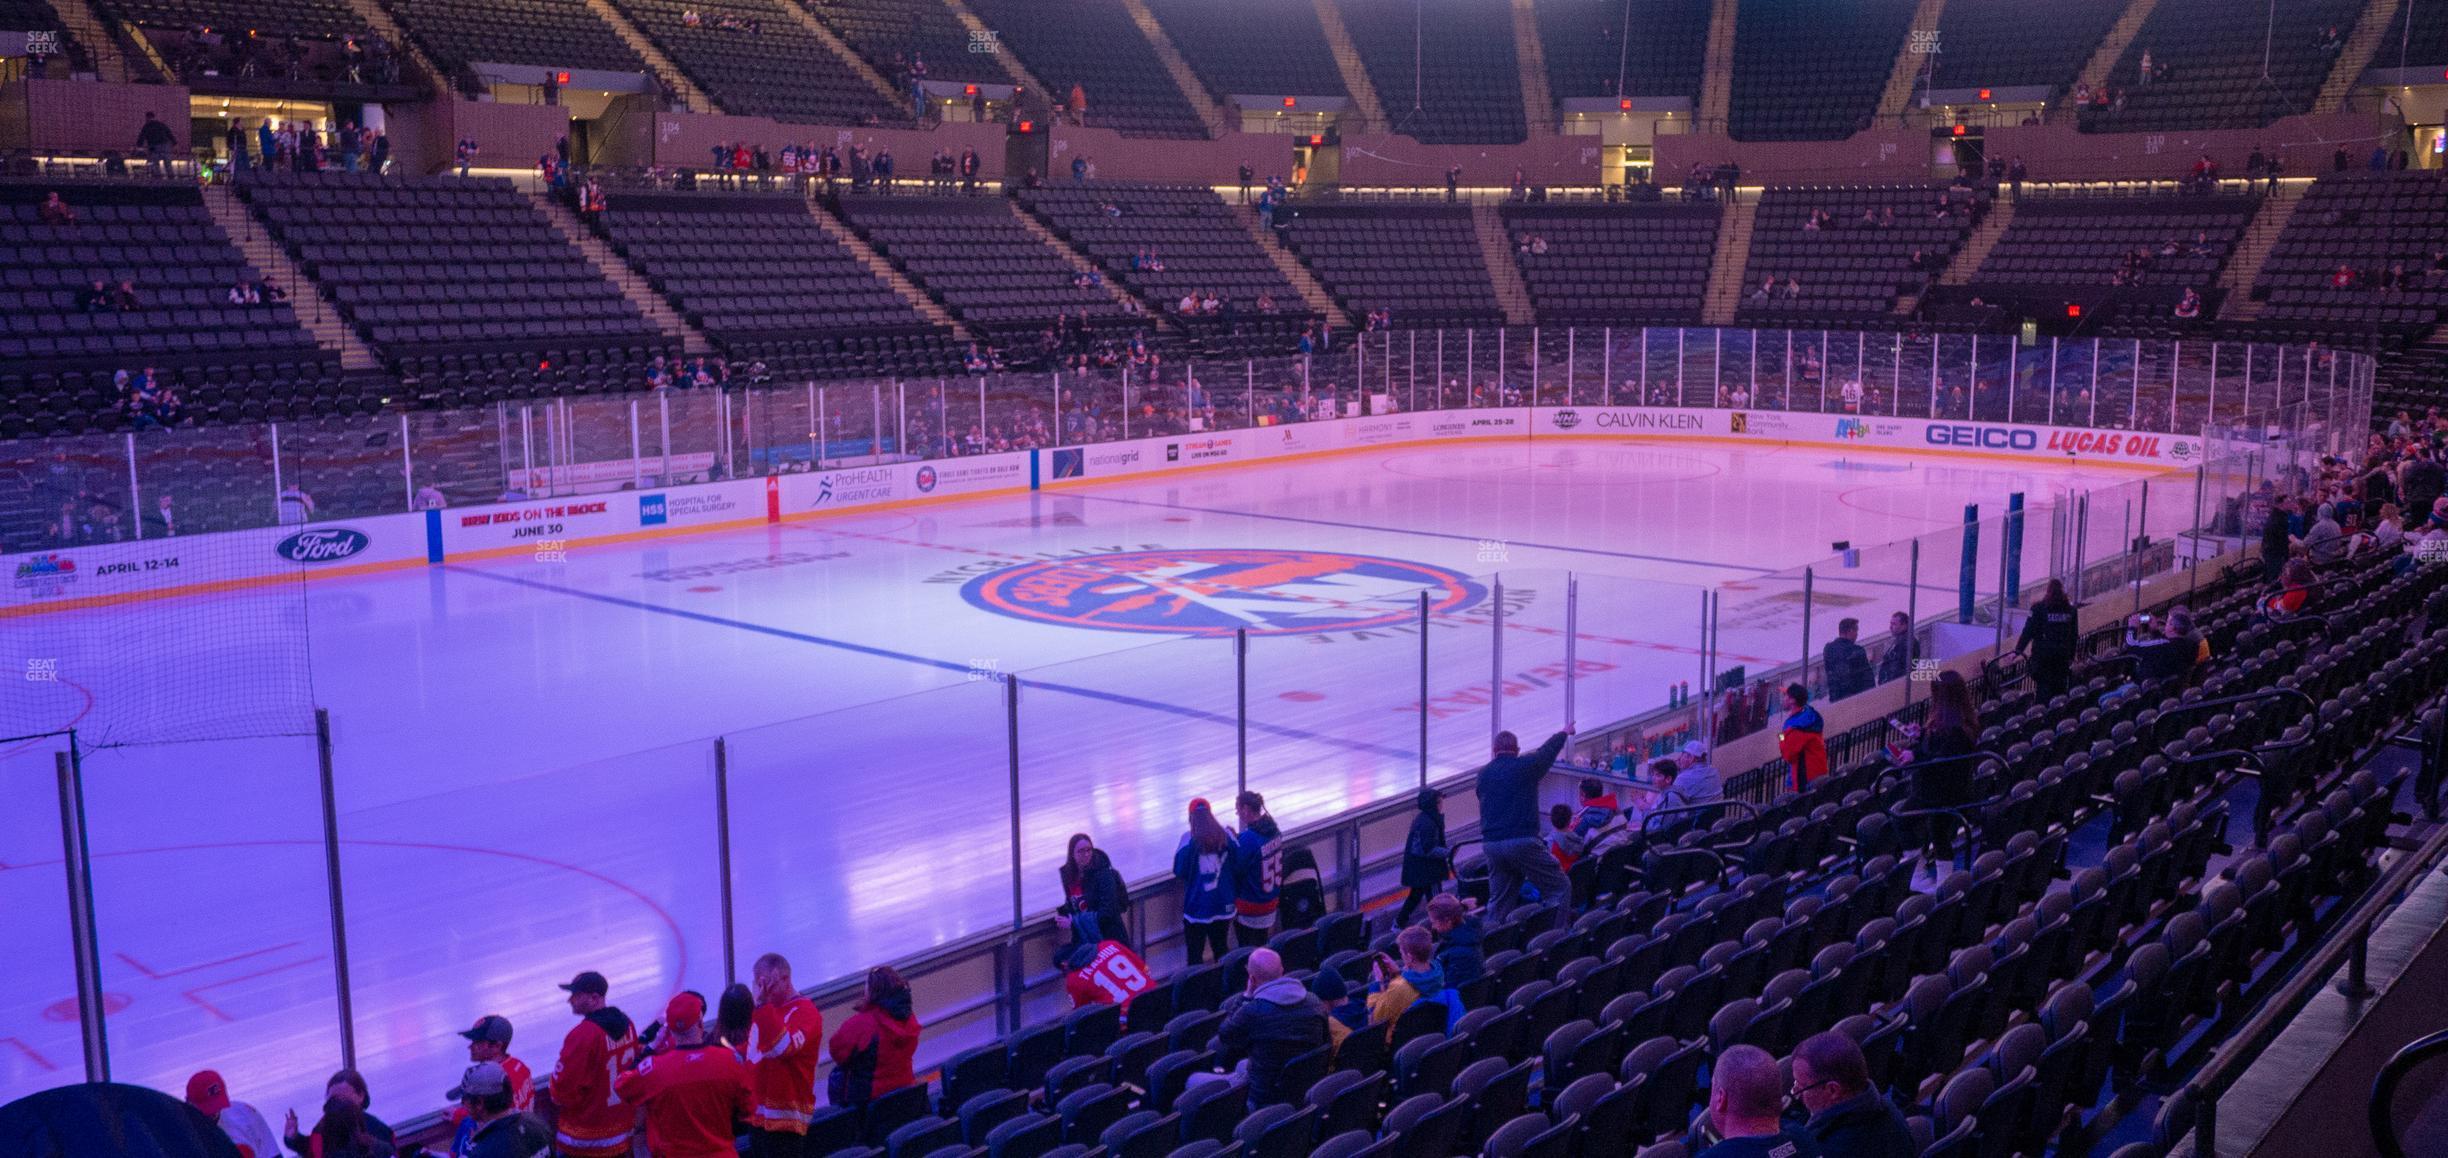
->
[1823,617,1873,700]
[1174,797,1237,964]
[1668,740,1723,809]
[293,1097,385,1158]
[2014,579,2081,699]
[1057,832,1128,949]
[448,1062,549,1158]
[745,952,821,1153]
[2303,502,2345,563]
[448,1016,534,1137]
[828,966,919,1107]
[1365,925,1449,1029]
[38,191,74,226]
[277,482,316,525]
[456,136,479,177]
[186,1071,279,1158]
[1214,948,1327,1110]
[1231,790,1283,946]
[1908,670,1980,874]
[77,279,110,312]
[1063,938,1155,1010]
[1472,728,1573,927]
[1700,1044,1822,1157]
[2261,494,2298,580]
[1778,683,1828,792]
[1311,968,1366,1047]
[2174,287,2202,319]
[1395,787,1448,926]
[1421,892,1484,984]
[278,1071,393,1156]
[1791,1032,1914,1158]
[614,992,751,1158]
[2263,558,2316,619]
[1875,611,1915,684]
[137,111,176,176]
[115,280,142,311]
[548,971,640,1158]
[714,984,755,1057]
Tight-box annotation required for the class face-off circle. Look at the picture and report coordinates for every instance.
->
[961,549,1485,637]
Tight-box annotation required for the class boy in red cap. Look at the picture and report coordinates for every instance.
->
[547,971,639,1157]
[185,1070,278,1158]
[615,992,752,1158]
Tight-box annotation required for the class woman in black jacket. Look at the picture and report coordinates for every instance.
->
[1395,789,1448,926]
[1058,833,1129,949]
[1909,670,1981,876]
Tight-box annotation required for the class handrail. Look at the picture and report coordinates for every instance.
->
[1638,798,1761,839]
[2371,1027,2448,1158]
[2151,687,2317,741]
[2180,818,2448,1156]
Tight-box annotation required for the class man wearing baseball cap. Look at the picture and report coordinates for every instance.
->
[185,1070,279,1158]
[614,992,752,1158]
[547,971,639,1157]
[450,1016,533,1122]
[450,1061,550,1158]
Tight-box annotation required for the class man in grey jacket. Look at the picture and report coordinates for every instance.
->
[1473,729,1572,928]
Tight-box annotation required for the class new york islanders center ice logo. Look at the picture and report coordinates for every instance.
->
[962,549,1485,637]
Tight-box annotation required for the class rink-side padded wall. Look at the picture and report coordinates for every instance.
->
[0,407,2199,612]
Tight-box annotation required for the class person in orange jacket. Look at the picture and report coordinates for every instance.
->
[828,966,921,1108]
[1778,682,1829,793]
[547,971,639,1158]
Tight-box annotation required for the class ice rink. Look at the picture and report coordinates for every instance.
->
[0,437,2196,1123]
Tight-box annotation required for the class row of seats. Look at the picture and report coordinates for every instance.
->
[379,0,646,76]
[1338,0,1528,145]
[1501,203,1719,323]
[1536,0,1709,100]
[2077,0,2364,133]
[965,0,1210,138]
[1728,0,1917,141]
[837,194,1138,336]
[1144,0,1347,103]
[1019,184,1308,320]
[237,172,664,370]
[593,192,948,345]
[1927,0,2124,92]
[807,0,1002,86]
[1281,206,1505,326]
[1738,185,1980,320]
[2254,172,2448,337]
[609,0,916,126]
[1971,195,2254,288]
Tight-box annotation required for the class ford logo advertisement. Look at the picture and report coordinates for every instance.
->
[277,527,371,563]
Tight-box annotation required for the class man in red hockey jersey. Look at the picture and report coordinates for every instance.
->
[547,971,640,1157]
[745,952,823,1157]
[614,992,752,1158]
[449,1015,534,1126]
[1063,939,1155,1010]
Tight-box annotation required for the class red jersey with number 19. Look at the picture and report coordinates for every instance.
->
[1064,941,1155,1010]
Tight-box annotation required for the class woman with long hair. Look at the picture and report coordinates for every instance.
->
[1171,798,1237,965]
[1057,832,1129,949]
[715,982,756,1058]
[828,966,920,1107]
[1909,670,1981,875]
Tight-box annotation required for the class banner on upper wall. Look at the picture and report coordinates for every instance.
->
[1706,410,2202,467]
[2,511,430,611]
